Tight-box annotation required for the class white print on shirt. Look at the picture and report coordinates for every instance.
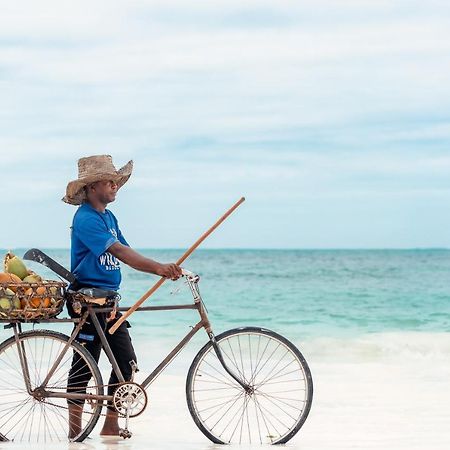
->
[98,228,120,271]
[99,252,120,271]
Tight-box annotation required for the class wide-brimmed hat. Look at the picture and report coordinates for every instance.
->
[62,155,133,205]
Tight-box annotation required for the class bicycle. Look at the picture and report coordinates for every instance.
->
[0,268,313,444]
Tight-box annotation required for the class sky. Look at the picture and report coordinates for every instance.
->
[1,0,450,249]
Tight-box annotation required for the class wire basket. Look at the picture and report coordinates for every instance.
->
[0,280,67,320]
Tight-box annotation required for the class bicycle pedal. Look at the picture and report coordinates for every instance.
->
[119,428,132,439]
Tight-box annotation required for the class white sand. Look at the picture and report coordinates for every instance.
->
[3,332,450,450]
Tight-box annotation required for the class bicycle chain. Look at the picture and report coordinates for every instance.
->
[41,382,122,418]
[42,399,105,417]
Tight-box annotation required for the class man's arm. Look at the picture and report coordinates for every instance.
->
[108,242,182,280]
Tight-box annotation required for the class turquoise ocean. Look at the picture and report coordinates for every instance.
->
[1,248,449,369]
[2,248,449,336]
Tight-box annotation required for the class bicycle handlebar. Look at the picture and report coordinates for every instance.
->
[181,268,199,280]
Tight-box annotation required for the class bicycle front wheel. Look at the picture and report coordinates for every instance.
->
[186,327,313,445]
[0,329,104,443]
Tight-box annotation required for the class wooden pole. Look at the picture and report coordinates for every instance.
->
[109,197,245,334]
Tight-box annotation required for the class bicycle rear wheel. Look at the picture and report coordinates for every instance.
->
[0,329,103,443]
[186,327,313,445]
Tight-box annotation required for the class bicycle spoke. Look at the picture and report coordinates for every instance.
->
[42,403,59,442]
[249,338,272,384]
[216,393,247,441]
[13,401,35,442]
[250,342,282,385]
[253,394,284,435]
[198,360,242,390]
[38,338,46,386]
[209,390,246,433]
[49,351,81,387]
[1,351,23,379]
[197,390,243,415]
[248,334,254,388]
[2,399,34,437]
[201,391,245,423]
[256,390,301,421]
[45,402,68,438]
[27,403,36,442]
[245,392,251,444]
[2,349,29,386]
[257,368,305,386]
[252,390,263,444]
[237,335,246,385]
[252,394,279,442]
[0,397,31,425]
[195,371,240,391]
[228,395,250,443]
[254,348,293,386]
[194,393,244,402]
[194,386,241,392]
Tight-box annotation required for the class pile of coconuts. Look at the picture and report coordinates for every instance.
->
[0,252,58,313]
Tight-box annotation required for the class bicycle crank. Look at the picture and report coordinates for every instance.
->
[112,382,148,418]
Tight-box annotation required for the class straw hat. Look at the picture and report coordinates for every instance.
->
[62,155,133,205]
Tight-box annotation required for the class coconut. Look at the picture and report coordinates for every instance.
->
[22,274,43,284]
[0,272,22,292]
[24,286,50,308]
[0,288,15,311]
[12,296,21,309]
[4,252,28,280]
[0,298,10,311]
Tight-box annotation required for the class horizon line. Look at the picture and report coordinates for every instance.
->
[2,247,449,251]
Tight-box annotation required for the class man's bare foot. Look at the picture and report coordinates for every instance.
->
[100,409,120,436]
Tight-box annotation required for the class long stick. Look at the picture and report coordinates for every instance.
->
[109,197,245,334]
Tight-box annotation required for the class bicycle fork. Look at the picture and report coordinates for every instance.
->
[196,298,252,393]
[9,323,33,395]
[209,332,253,394]
[193,281,252,394]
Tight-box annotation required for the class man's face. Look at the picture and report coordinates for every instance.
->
[87,180,118,204]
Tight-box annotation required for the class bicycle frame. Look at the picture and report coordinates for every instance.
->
[6,272,250,405]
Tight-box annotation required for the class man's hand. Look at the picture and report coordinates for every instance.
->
[108,243,182,280]
[156,263,182,280]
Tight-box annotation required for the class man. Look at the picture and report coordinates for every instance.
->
[62,155,182,438]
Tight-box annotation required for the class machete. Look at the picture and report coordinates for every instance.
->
[23,248,76,284]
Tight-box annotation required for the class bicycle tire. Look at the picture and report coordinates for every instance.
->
[186,327,313,445]
[0,329,104,443]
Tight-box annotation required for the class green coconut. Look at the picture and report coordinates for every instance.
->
[0,288,18,310]
[12,296,20,309]
[0,298,10,310]
[22,274,43,284]
[4,252,28,280]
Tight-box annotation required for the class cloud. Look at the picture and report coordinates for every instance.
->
[1,0,450,247]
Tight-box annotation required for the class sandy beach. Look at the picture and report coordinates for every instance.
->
[2,331,448,450]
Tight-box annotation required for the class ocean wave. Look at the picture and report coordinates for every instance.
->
[297,331,450,363]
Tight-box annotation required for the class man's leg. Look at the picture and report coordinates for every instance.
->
[100,409,121,436]
[67,327,102,439]
[68,404,84,439]
[100,318,137,436]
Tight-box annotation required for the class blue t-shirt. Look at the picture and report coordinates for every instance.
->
[70,203,129,291]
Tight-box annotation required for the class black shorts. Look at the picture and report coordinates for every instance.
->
[67,306,137,409]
